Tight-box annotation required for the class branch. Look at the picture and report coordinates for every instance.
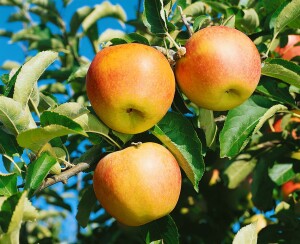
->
[178,6,193,37]
[35,162,90,194]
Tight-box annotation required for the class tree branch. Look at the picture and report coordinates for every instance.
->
[35,162,90,195]
[178,6,193,37]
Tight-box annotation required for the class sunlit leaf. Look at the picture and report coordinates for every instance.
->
[0,96,35,135]
[82,1,126,32]
[17,124,87,152]
[232,222,257,244]
[13,51,58,108]
[262,58,300,88]
[269,163,295,186]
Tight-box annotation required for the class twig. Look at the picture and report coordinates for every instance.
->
[178,6,193,37]
[34,162,90,195]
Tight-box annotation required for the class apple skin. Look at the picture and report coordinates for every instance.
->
[281,180,300,200]
[93,142,182,226]
[86,43,175,134]
[274,35,300,61]
[175,26,261,111]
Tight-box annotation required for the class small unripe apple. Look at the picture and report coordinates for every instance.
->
[93,142,182,226]
[272,110,300,139]
[175,26,261,111]
[86,43,175,134]
[274,35,300,60]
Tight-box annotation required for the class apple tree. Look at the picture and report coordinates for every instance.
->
[0,0,299,243]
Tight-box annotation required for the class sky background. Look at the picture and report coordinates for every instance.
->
[0,1,138,242]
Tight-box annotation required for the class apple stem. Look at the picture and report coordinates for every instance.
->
[178,6,193,37]
[265,33,278,58]
[165,32,181,51]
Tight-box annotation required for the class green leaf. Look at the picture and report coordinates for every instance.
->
[69,6,93,35]
[40,111,84,134]
[74,113,109,137]
[236,8,260,34]
[220,95,287,158]
[269,163,295,186]
[24,152,57,198]
[151,112,204,192]
[232,222,257,244]
[67,64,89,83]
[173,2,206,23]
[53,102,89,119]
[98,29,126,43]
[0,61,20,71]
[3,66,21,97]
[17,124,87,152]
[198,109,217,149]
[271,0,300,36]
[0,128,22,157]
[0,191,27,244]
[256,77,296,107]
[140,215,179,244]
[0,173,18,196]
[223,154,257,189]
[76,185,97,227]
[193,15,211,32]
[143,0,170,35]
[251,160,274,210]
[262,58,300,88]
[0,96,35,135]
[82,1,126,32]
[13,51,58,108]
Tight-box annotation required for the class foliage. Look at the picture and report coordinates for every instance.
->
[0,0,299,243]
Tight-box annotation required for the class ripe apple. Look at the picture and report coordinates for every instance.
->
[175,26,261,111]
[274,35,300,61]
[281,180,300,200]
[272,110,300,139]
[93,142,182,226]
[86,43,175,134]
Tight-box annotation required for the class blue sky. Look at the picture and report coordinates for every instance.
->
[0,0,138,242]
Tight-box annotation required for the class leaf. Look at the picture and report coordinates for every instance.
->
[0,191,27,244]
[198,109,217,149]
[223,154,257,189]
[271,0,300,36]
[0,128,22,157]
[232,222,257,244]
[13,51,58,108]
[23,198,38,222]
[0,173,18,196]
[0,96,35,135]
[24,152,57,198]
[256,77,296,107]
[193,15,211,32]
[261,58,300,88]
[151,112,204,192]
[1,61,20,71]
[40,111,84,133]
[140,215,179,244]
[76,186,97,227]
[143,0,170,35]
[74,113,109,137]
[17,124,87,152]
[268,163,295,186]
[67,64,89,83]
[98,29,126,43]
[82,1,126,32]
[220,95,287,158]
[69,6,93,35]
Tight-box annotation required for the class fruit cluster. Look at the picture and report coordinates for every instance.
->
[86,26,262,226]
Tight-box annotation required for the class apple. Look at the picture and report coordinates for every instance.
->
[274,35,300,61]
[175,26,261,111]
[93,142,182,226]
[272,110,300,139]
[86,43,175,134]
[281,180,300,200]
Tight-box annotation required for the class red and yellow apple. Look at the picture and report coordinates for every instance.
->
[274,35,300,61]
[175,26,261,111]
[93,142,182,226]
[86,43,175,134]
[281,180,300,200]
